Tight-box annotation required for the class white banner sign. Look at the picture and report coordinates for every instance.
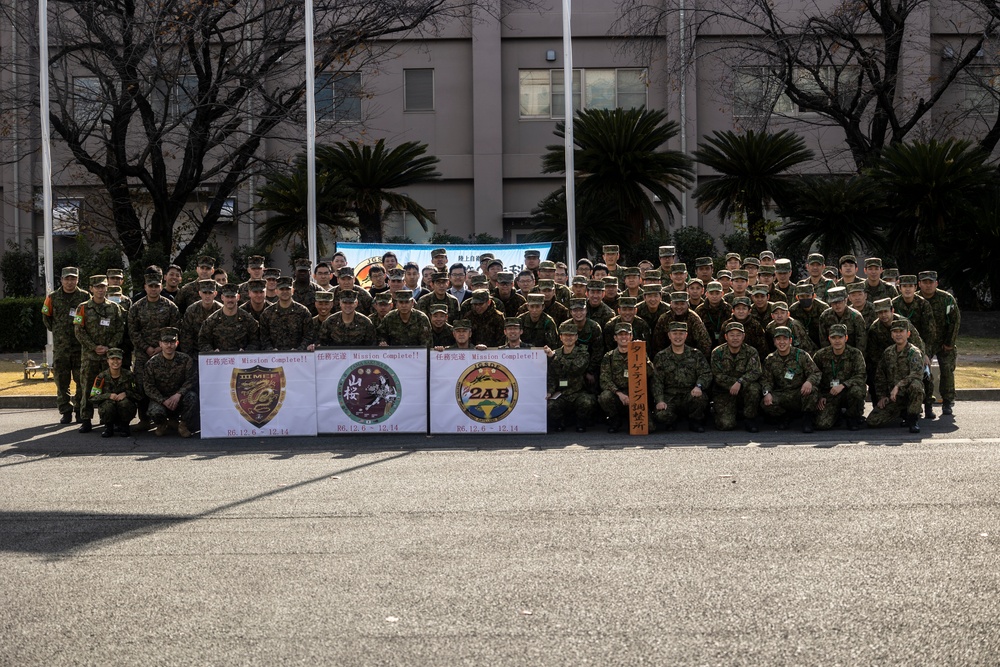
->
[199,352,318,438]
[428,349,547,434]
[315,348,428,434]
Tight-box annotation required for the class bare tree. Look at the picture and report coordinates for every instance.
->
[614,0,1000,169]
[0,0,530,268]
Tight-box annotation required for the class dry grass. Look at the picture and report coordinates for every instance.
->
[956,336,1000,357]
[953,363,1000,390]
[0,361,57,396]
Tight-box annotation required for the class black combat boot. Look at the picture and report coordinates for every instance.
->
[745,418,759,434]
[78,419,93,434]
[802,414,814,434]
[942,402,954,415]
[907,413,921,434]
[118,422,131,437]
[59,412,73,424]
[924,402,935,420]
[101,423,115,438]
[689,418,705,433]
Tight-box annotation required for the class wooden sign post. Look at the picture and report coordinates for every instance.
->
[627,341,649,435]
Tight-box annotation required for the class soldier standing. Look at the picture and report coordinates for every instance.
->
[259,277,313,350]
[106,268,134,369]
[304,291,336,349]
[818,287,868,351]
[865,299,928,406]
[518,294,560,349]
[760,327,822,432]
[369,292,395,329]
[199,283,260,352]
[565,298,605,387]
[788,284,830,348]
[602,297,651,351]
[499,318,531,349]
[585,280,616,328]
[42,266,91,424]
[291,258,318,314]
[598,322,654,433]
[652,292,713,360]
[862,257,899,302]
[175,255,217,313]
[238,255,266,301]
[493,272,527,318]
[466,289,507,347]
[332,267,374,316]
[417,272,462,322]
[696,281,733,350]
[710,322,763,433]
[318,290,378,347]
[846,283,877,329]
[801,254,836,301]
[429,304,456,349]
[918,270,960,415]
[128,273,180,429]
[377,290,432,347]
[179,280,222,357]
[446,320,487,350]
[866,320,924,433]
[74,274,125,432]
[652,321,712,432]
[892,275,937,418]
[144,327,198,438]
[764,302,816,356]
[722,296,768,361]
[545,321,597,432]
[239,279,271,323]
[813,324,868,431]
[89,348,141,437]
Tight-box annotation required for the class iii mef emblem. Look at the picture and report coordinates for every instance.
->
[231,365,286,428]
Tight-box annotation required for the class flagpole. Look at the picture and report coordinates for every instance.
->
[38,0,55,364]
[304,0,318,268]
[562,0,576,271]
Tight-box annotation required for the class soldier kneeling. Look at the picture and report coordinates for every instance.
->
[545,321,597,433]
[652,321,712,432]
[89,347,141,437]
[760,326,821,432]
[866,319,925,434]
[598,322,653,433]
[144,327,199,438]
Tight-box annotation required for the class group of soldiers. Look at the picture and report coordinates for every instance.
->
[43,243,959,438]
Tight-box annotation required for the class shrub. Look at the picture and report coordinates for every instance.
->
[672,227,717,265]
[1,240,37,297]
[0,297,48,352]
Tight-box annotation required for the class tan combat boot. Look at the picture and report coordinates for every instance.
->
[177,421,192,438]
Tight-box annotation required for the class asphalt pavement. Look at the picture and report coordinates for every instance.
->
[1,405,998,666]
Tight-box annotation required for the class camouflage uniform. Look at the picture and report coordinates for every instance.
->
[542,299,570,325]
[431,324,456,348]
[652,311,713,360]
[801,278,836,302]
[199,309,260,352]
[923,288,960,406]
[467,307,507,347]
[318,312,378,347]
[864,279,899,303]
[602,316,651,351]
[721,316,768,361]
[710,343,763,430]
[586,301,616,329]
[865,316,926,403]
[259,301,313,350]
[90,367,141,426]
[764,318,816,355]
[128,296,181,403]
[333,285,374,316]
[569,319,605,377]
[695,301,733,349]
[651,345,712,428]
[636,302,670,332]
[891,295,936,355]
[818,307,868,351]
[812,345,867,430]
[174,280,205,315]
[417,291,461,323]
[760,348,821,420]
[377,310,433,347]
[144,352,199,427]
[239,300,271,324]
[519,312,560,349]
[42,284,91,418]
[108,291,134,369]
[597,347,654,427]
[854,301,877,330]
[74,298,125,421]
[788,300,830,348]
[292,281,318,314]
[866,343,925,427]
[180,300,222,357]
[547,346,597,427]
[494,292,527,318]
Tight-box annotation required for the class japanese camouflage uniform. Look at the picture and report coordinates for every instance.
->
[710,323,763,430]
[74,276,125,421]
[812,325,868,430]
[597,323,655,428]
[919,271,960,406]
[760,329,822,422]
[89,349,141,428]
[42,268,91,418]
[547,323,597,428]
[144,329,199,428]
[818,288,868,351]
[866,322,925,428]
[651,322,712,429]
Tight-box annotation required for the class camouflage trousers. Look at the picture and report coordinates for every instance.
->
[931,347,957,404]
[815,385,867,430]
[54,347,83,417]
[598,389,630,423]
[148,391,200,428]
[865,382,925,427]
[79,356,108,420]
[133,352,151,420]
[548,391,597,426]
[653,391,709,427]
[711,383,762,431]
[97,398,137,425]
[760,389,819,419]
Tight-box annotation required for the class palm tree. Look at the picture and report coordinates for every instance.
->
[541,107,694,243]
[693,129,814,255]
[526,186,631,260]
[774,175,890,260]
[318,139,441,243]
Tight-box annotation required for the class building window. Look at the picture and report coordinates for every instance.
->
[153,74,199,121]
[404,69,434,111]
[519,68,647,119]
[73,77,105,125]
[53,198,82,236]
[963,66,1000,115]
[734,66,857,118]
[316,72,362,122]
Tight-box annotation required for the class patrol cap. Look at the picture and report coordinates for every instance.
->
[864,257,883,268]
[670,291,689,302]
[717,270,732,279]
[526,294,545,305]
[642,285,662,295]
[62,266,80,278]
[571,275,588,286]
[569,298,587,310]
[899,274,918,286]
[144,275,162,286]
[732,296,751,307]
[247,279,266,292]
[618,297,638,308]
[479,252,495,262]
[276,276,293,289]
[337,266,355,278]
[469,275,489,287]
[725,253,741,262]
[658,245,676,257]
[613,322,633,334]
[839,254,858,266]
[336,289,357,302]
[537,260,556,271]
[706,281,723,293]
[643,269,662,280]
[107,286,123,296]
[504,317,523,328]
[219,283,238,297]
[89,275,108,287]
[307,290,330,304]
[668,321,688,332]
[688,278,705,288]
[496,272,514,284]
[487,258,504,270]
[759,250,775,261]
[884,268,899,279]
[263,268,281,279]
[826,287,847,303]
[724,321,745,333]
[758,265,775,275]
[293,258,312,271]
[771,301,789,311]
[602,245,620,254]
[197,279,217,292]
[373,292,393,304]
[602,278,618,288]
[772,326,792,338]
[774,259,793,273]
[807,253,825,265]
[106,347,124,359]
[889,319,909,331]
[537,279,556,290]
[247,255,265,268]
[731,270,749,280]
[795,282,816,296]
[159,327,180,342]
[430,247,448,257]
[524,249,541,259]
[742,257,761,268]
[846,282,866,294]
[558,321,579,335]
[429,303,448,314]
[873,298,893,312]
[452,319,472,331]
[432,272,450,282]
[393,289,414,302]
[469,289,491,304]
[106,268,124,278]
[695,257,714,267]
[823,268,838,279]
[828,324,848,337]
[670,263,687,274]
[919,270,938,282]
[750,285,769,296]
[197,255,215,268]
[387,268,405,280]
[623,266,641,276]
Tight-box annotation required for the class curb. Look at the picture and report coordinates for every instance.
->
[3,389,1000,410]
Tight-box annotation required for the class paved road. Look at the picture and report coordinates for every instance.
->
[2,406,998,666]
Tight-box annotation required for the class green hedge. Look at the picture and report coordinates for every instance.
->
[0,297,48,353]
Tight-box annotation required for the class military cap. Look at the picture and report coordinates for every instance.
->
[613,322,633,334]
[197,279,217,292]
[828,324,848,337]
[623,266,641,276]
[889,319,909,331]
[538,260,556,271]
[504,317,523,328]
[337,290,357,302]
[670,263,687,274]
[393,289,414,302]
[717,270,732,280]
[524,249,541,259]
[469,289,491,304]
[759,250,775,261]
[62,267,80,278]
[313,291,334,303]
[670,291,689,302]
[276,276,293,289]
[106,347,124,359]
[643,269,662,280]
[106,268,124,278]
[695,257,714,267]
[742,257,761,268]
[839,254,858,266]
[337,266,354,278]
[558,321,579,335]
[432,272,450,282]
[725,253,741,262]
[795,282,815,295]
[526,294,545,305]
[732,296,751,307]
[846,282,866,294]
[724,321,745,333]
[601,278,618,288]
[387,268,405,280]
[658,245,676,257]
[569,298,587,310]
[247,279,266,292]
[144,275,162,286]
[688,278,705,288]
[772,326,792,339]
[899,274,918,286]
[864,257,883,268]
[293,258,312,270]
[668,321,688,332]
[806,253,825,265]
[197,255,216,268]
[884,268,899,280]
[247,255,265,268]
[428,303,448,314]
[478,253,495,262]
[89,275,108,287]
[159,326,180,342]
[576,258,594,268]
[452,319,472,331]
[571,275,588,286]
[826,287,847,303]
[823,268,838,279]
[918,271,938,282]
[431,248,448,257]
[771,301,789,311]
[373,292,393,304]
[537,279,556,290]
[145,265,164,277]
[873,298,893,312]
[497,272,514,284]
[642,285,662,295]
[603,245,620,254]
[706,281,723,292]
[618,297,638,308]
[774,259,793,272]
[216,283,237,297]
[263,268,281,280]
[758,265,775,275]
[107,286,122,296]
[750,285,769,296]
[731,270,749,280]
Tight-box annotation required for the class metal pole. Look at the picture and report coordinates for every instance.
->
[562,0,576,270]
[39,0,55,363]
[679,0,688,227]
[304,0,318,268]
